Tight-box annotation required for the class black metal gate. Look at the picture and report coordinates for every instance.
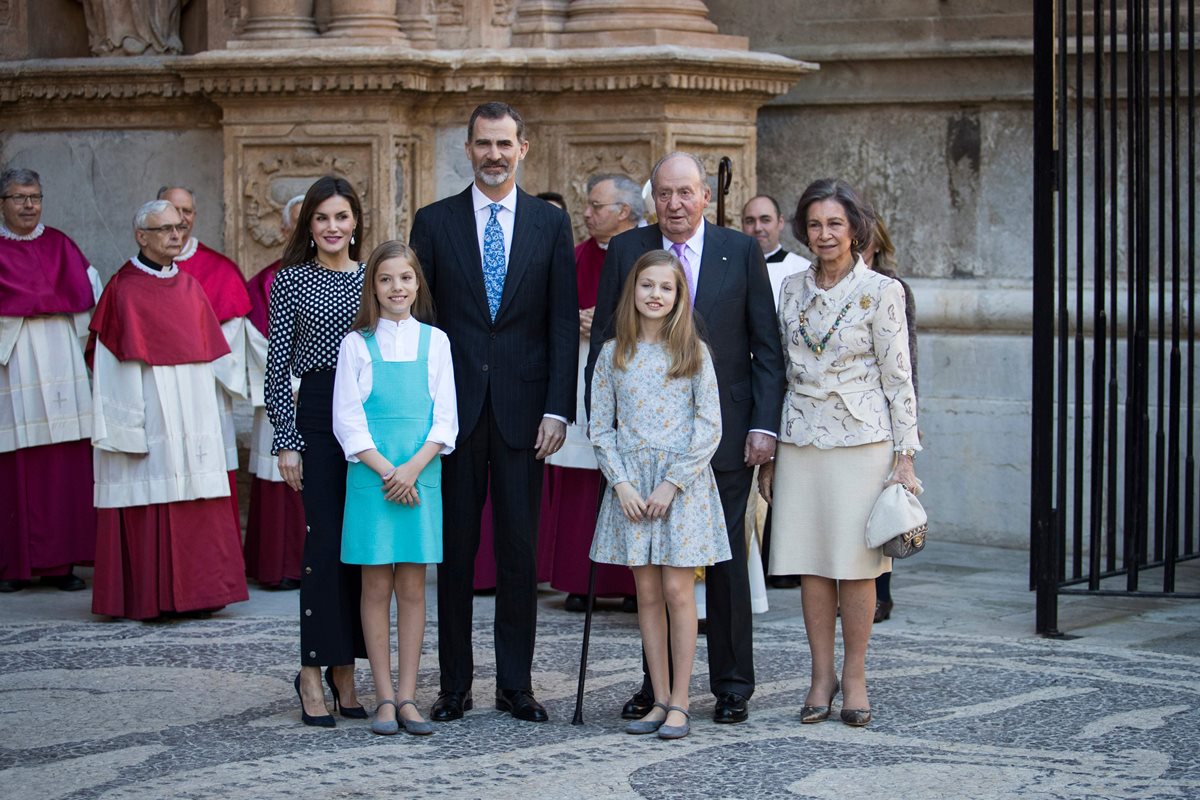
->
[1031,1,1199,635]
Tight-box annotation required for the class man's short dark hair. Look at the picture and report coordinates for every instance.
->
[468,102,526,142]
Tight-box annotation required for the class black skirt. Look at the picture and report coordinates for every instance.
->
[296,370,366,666]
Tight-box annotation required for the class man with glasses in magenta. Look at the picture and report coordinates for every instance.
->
[87,199,248,620]
[0,168,101,593]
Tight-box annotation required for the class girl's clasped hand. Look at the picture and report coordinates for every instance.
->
[381,463,421,506]
[614,480,678,521]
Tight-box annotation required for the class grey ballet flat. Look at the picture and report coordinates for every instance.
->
[371,699,400,736]
[657,705,690,740]
[396,699,434,736]
[624,702,669,735]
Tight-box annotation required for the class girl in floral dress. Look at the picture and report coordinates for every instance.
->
[589,249,730,740]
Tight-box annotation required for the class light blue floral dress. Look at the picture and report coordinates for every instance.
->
[588,340,731,568]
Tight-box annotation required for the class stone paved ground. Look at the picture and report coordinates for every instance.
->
[1,541,1197,799]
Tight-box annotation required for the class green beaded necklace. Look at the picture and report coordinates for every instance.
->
[797,298,854,356]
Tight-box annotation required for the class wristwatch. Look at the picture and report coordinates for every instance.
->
[896,448,916,459]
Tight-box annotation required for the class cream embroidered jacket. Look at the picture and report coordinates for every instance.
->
[777,257,920,451]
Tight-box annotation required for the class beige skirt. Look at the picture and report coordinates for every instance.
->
[770,440,893,580]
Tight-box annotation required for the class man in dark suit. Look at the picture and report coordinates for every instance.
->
[410,102,577,723]
[587,152,785,724]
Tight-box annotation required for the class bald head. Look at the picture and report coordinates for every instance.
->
[157,186,196,239]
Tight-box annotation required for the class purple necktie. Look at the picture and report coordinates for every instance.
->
[670,242,697,306]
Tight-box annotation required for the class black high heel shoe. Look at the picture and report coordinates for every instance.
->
[294,673,335,728]
[324,666,368,719]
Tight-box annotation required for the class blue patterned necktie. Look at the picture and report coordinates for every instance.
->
[482,202,507,321]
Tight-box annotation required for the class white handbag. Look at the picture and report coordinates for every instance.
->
[865,480,927,559]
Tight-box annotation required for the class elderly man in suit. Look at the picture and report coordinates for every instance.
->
[588,152,785,725]
[410,101,578,724]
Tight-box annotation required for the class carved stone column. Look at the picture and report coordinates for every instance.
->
[395,0,436,48]
[324,0,407,42]
[511,0,569,47]
[561,0,746,48]
[237,0,318,40]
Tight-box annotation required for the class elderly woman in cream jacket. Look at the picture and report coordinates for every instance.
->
[759,178,919,728]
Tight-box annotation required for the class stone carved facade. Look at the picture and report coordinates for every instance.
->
[77,0,191,56]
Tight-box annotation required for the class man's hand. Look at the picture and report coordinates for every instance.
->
[534,417,567,460]
[278,449,303,492]
[579,306,595,338]
[757,461,775,505]
[744,431,777,467]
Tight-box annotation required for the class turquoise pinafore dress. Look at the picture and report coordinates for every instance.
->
[340,324,443,565]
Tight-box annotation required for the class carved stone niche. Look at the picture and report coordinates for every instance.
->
[237,142,373,272]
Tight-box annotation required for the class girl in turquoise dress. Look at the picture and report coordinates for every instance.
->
[332,241,458,736]
[589,249,730,740]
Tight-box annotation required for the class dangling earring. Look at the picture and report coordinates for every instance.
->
[310,238,315,249]
[351,234,356,245]
[852,238,859,248]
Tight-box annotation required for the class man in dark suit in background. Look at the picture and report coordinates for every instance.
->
[587,152,785,725]
[410,101,578,723]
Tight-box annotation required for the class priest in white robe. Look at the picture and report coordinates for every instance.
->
[0,167,101,593]
[88,199,248,620]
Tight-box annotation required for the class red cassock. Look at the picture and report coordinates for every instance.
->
[0,226,98,581]
[242,259,307,587]
[175,240,253,536]
[88,262,248,619]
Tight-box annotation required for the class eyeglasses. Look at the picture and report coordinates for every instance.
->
[2,194,43,205]
[140,224,188,235]
[587,201,622,211]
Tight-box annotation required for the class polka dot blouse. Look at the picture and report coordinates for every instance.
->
[265,260,365,453]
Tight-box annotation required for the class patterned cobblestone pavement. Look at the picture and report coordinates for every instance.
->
[1,541,1197,799]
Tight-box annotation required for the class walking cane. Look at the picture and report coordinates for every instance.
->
[573,476,607,725]
[716,156,733,227]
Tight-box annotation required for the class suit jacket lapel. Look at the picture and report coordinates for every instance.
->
[448,187,491,321]
[694,223,730,321]
[495,188,541,321]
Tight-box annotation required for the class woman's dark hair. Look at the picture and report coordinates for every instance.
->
[791,178,875,257]
[281,175,364,267]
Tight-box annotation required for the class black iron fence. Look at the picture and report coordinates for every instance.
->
[1031,1,1199,635]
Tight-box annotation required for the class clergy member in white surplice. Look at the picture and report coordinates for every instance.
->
[158,185,253,533]
[0,167,101,593]
[88,199,248,620]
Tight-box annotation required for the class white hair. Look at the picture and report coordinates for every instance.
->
[134,199,176,230]
[283,194,305,226]
[650,152,707,189]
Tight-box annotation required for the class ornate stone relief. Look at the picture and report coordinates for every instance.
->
[492,0,515,27]
[436,0,464,25]
[76,0,192,56]
[563,140,653,241]
[240,143,372,268]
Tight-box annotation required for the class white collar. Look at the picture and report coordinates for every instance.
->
[662,218,705,255]
[176,237,199,261]
[129,255,179,279]
[763,244,783,259]
[471,183,518,215]
[0,222,45,241]
[377,316,416,331]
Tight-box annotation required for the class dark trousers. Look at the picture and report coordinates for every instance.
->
[296,371,365,667]
[638,465,756,699]
[438,396,543,693]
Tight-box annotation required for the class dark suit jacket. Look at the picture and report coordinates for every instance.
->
[410,186,578,450]
[587,222,785,472]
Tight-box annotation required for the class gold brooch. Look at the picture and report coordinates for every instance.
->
[859,295,872,310]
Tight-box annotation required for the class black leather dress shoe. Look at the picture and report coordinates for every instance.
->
[277,577,302,591]
[430,691,473,722]
[874,599,894,623]
[496,689,548,722]
[621,688,654,720]
[41,571,86,591]
[563,593,587,612]
[0,579,30,593]
[713,692,749,724]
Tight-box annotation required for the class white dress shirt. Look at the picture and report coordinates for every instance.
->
[332,317,459,462]
[472,183,516,266]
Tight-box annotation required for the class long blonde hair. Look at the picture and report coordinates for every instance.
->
[351,240,435,334]
[611,249,703,379]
